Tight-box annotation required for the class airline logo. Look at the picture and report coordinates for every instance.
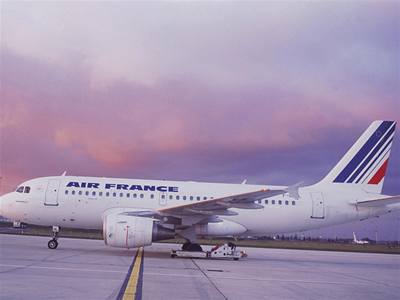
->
[334,121,396,185]
[66,182,179,192]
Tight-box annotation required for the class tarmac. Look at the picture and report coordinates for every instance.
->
[0,234,399,300]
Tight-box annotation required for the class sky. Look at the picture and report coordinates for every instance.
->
[1,1,399,240]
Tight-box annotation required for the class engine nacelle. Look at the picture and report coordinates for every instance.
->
[103,213,174,248]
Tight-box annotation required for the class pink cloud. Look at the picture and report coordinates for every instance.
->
[1,46,398,194]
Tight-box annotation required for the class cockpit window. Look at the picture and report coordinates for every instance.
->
[24,186,31,193]
[16,186,24,193]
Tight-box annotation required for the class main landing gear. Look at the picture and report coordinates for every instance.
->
[181,241,203,252]
[48,226,60,249]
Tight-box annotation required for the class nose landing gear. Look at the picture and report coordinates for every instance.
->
[48,226,60,249]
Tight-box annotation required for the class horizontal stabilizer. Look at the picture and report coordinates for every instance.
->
[353,195,400,207]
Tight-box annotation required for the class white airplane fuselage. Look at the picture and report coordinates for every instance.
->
[1,121,398,248]
[1,175,395,236]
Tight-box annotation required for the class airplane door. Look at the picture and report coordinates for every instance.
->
[159,191,167,206]
[310,192,324,219]
[45,179,60,206]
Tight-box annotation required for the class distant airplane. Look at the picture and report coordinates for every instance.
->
[353,232,370,245]
[0,121,399,251]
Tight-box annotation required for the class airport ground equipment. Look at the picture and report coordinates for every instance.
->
[171,243,247,260]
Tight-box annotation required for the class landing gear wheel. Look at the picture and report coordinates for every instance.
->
[48,239,58,249]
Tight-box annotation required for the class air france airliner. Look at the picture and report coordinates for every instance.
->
[1,121,399,251]
[352,232,370,245]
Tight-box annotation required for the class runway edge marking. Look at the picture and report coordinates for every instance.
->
[117,247,144,300]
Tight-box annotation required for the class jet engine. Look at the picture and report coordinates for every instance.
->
[103,213,174,248]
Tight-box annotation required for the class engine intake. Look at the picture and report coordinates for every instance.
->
[103,213,174,248]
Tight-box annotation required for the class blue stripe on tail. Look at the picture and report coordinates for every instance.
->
[357,138,392,184]
[333,121,394,183]
[347,123,395,183]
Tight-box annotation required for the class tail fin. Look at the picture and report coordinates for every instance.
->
[318,120,396,194]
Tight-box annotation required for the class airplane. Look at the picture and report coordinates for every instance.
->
[352,232,370,245]
[0,120,399,251]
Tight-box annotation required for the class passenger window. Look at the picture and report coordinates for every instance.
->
[16,186,24,193]
[265,199,268,204]
[203,197,207,200]
[196,196,200,201]
[161,195,165,199]
[285,200,289,205]
[99,192,103,197]
[72,190,75,195]
[127,193,130,198]
[150,194,154,199]
[258,200,262,204]
[92,191,96,196]
[24,186,30,193]
[176,195,180,200]
[65,190,69,195]
[133,193,137,198]
[85,191,89,196]
[106,192,109,197]
[169,195,173,200]
[120,193,123,197]
[183,196,187,200]
[140,194,144,198]
[278,200,282,205]
[78,191,82,195]
[272,200,275,205]
[292,201,296,206]
[112,192,116,197]
[190,196,193,201]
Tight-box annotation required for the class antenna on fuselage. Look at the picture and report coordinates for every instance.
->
[61,171,67,176]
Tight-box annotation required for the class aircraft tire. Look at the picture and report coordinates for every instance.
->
[48,239,58,249]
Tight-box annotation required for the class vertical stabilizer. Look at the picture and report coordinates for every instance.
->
[317,120,396,194]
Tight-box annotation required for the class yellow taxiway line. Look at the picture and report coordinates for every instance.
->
[121,247,144,300]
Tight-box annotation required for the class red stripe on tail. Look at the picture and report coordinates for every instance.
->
[368,160,389,185]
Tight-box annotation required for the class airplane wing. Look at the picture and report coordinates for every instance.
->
[157,188,286,217]
[353,195,400,207]
[117,185,303,228]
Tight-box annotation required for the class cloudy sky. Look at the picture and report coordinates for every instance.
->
[1,2,399,239]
